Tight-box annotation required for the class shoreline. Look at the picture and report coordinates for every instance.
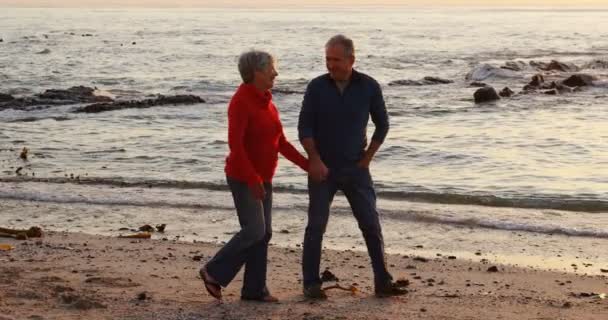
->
[1,231,607,320]
[1,196,607,277]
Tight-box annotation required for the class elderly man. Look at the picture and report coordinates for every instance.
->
[298,34,407,299]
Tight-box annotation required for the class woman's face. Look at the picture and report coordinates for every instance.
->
[254,61,278,90]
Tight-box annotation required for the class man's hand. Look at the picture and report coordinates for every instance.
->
[358,140,382,169]
[249,183,266,200]
[309,157,329,182]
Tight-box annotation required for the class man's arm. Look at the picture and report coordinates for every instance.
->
[358,81,389,169]
[298,82,328,181]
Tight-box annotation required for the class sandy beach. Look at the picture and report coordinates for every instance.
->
[1,230,606,320]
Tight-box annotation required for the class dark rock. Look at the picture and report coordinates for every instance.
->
[279,229,290,234]
[136,292,148,300]
[501,61,527,71]
[138,225,154,232]
[474,87,500,103]
[499,87,514,98]
[562,74,595,87]
[389,76,453,86]
[544,89,558,95]
[422,76,454,84]
[600,268,608,273]
[469,82,487,87]
[447,256,457,260]
[413,257,429,263]
[1,86,115,111]
[192,255,203,261]
[524,74,545,91]
[529,60,548,69]
[155,224,166,233]
[535,60,579,72]
[38,86,112,103]
[487,266,499,272]
[36,49,51,54]
[0,93,14,102]
[389,79,423,86]
[321,269,339,282]
[0,38,3,42]
[74,94,205,114]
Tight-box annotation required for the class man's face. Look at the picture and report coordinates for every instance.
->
[325,44,354,81]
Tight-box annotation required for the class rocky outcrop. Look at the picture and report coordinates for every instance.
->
[501,61,527,71]
[0,93,14,102]
[389,76,454,86]
[466,64,520,81]
[469,82,487,87]
[530,60,579,72]
[474,87,500,103]
[38,86,113,103]
[499,87,514,98]
[523,74,545,91]
[562,74,595,87]
[0,86,113,111]
[74,95,205,114]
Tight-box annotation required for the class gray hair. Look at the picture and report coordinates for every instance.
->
[325,34,355,57]
[238,50,274,84]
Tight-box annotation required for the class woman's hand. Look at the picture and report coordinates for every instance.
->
[309,157,329,182]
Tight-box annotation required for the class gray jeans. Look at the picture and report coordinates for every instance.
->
[205,177,272,298]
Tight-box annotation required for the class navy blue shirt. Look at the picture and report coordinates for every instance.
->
[298,69,389,169]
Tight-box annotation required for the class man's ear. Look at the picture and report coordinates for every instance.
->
[350,55,356,66]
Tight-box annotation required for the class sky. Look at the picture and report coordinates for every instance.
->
[1,0,608,7]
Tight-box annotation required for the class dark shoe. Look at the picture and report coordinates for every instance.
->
[375,281,408,298]
[303,283,327,300]
[199,267,222,300]
[241,294,279,303]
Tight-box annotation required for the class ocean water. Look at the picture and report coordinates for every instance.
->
[1,7,607,271]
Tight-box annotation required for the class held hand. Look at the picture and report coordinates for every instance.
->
[249,183,266,200]
[309,157,329,182]
[357,156,372,169]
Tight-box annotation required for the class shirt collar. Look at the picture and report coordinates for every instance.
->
[323,69,362,83]
[239,83,272,105]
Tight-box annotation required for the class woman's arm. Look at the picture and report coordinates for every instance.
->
[278,133,309,172]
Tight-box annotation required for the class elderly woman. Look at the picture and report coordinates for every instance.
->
[200,50,308,302]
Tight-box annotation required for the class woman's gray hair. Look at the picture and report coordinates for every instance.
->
[325,34,355,57]
[238,50,274,84]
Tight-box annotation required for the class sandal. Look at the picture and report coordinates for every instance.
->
[199,267,222,300]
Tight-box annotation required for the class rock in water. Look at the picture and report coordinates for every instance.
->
[562,74,595,87]
[0,93,14,102]
[499,87,514,98]
[474,87,500,103]
[540,60,579,72]
[466,64,520,81]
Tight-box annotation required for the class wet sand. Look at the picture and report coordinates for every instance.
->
[1,231,607,320]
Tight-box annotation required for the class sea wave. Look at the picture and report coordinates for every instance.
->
[1,176,605,213]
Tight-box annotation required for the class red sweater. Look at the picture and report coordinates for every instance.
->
[225,83,308,186]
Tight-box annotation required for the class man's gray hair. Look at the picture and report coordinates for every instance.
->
[325,34,355,57]
[238,50,274,84]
